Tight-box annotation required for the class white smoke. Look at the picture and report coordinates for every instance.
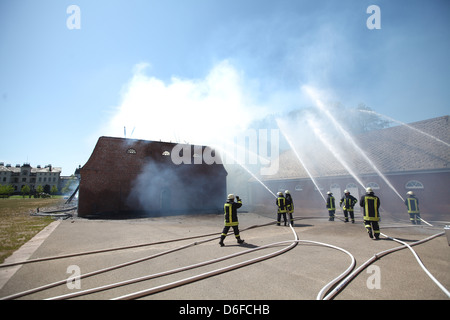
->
[104,60,269,148]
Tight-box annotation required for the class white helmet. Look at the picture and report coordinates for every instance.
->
[327,191,332,195]
[227,194,235,200]
[344,189,349,194]
[407,191,414,196]
[277,192,283,196]
[285,190,290,194]
[366,187,373,193]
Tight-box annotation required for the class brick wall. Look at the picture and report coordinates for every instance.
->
[78,137,227,217]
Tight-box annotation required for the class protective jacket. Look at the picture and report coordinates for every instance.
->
[405,196,419,214]
[224,199,242,227]
[360,193,380,221]
[276,196,287,213]
[285,194,294,213]
[340,195,357,211]
[326,195,335,211]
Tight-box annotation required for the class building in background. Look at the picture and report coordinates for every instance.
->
[0,162,62,195]
[251,116,450,220]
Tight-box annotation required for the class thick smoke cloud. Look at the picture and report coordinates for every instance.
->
[104,60,269,149]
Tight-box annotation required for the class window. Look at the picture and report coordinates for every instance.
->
[126,148,137,154]
[294,185,303,191]
[346,183,358,189]
[162,151,170,156]
[366,182,380,190]
[405,180,424,189]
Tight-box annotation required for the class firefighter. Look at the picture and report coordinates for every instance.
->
[326,191,335,221]
[219,194,244,247]
[360,187,381,240]
[340,189,357,223]
[276,192,287,226]
[405,191,421,225]
[285,190,294,226]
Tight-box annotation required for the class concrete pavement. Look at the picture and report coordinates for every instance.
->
[0,211,449,301]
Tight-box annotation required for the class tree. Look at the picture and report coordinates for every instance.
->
[0,185,14,198]
[21,185,30,198]
[36,185,44,198]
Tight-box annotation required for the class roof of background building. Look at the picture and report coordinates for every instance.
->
[264,115,450,181]
[0,164,62,174]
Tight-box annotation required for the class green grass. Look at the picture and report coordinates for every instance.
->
[0,197,64,264]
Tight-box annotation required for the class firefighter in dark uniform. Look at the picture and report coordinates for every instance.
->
[405,191,421,224]
[360,187,381,240]
[340,189,357,223]
[276,192,287,226]
[326,191,335,221]
[219,194,244,247]
[285,190,294,226]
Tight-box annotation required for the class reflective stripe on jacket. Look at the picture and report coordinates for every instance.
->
[360,194,380,221]
[276,197,287,213]
[224,199,242,226]
[340,195,357,211]
[405,197,419,214]
[286,195,294,213]
[326,196,335,211]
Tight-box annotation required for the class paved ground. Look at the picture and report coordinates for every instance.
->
[0,210,449,302]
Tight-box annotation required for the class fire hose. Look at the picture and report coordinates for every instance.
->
[110,227,356,300]
[2,219,357,300]
[380,232,449,298]
[1,217,446,300]
[0,221,290,300]
[321,231,448,300]
[49,223,357,300]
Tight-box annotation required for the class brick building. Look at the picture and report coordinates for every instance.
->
[78,136,227,217]
[251,116,450,220]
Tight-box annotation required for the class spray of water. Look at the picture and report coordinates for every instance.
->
[215,146,277,198]
[306,117,366,189]
[276,118,326,202]
[359,109,450,148]
[217,136,271,167]
[302,85,405,202]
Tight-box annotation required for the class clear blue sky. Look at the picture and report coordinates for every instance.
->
[1,0,449,176]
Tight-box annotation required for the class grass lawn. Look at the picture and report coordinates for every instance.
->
[0,197,65,264]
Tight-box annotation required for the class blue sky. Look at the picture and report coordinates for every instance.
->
[1,0,449,176]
